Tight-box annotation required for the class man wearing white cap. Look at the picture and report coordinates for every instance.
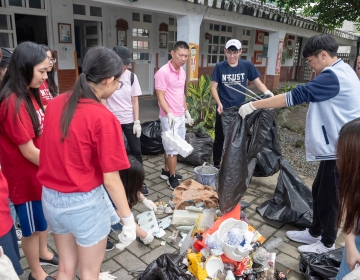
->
[211,39,273,169]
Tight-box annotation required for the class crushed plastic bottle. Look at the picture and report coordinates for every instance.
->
[263,237,284,251]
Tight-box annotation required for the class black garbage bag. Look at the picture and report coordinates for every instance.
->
[138,253,195,280]
[217,105,278,213]
[299,247,343,280]
[178,128,213,166]
[256,159,313,227]
[253,117,282,177]
[217,107,250,213]
[140,120,164,155]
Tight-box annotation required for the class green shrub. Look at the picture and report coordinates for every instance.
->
[187,75,216,139]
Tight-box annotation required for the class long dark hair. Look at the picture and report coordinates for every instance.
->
[119,156,144,208]
[40,45,58,97]
[336,117,360,234]
[0,41,46,136]
[60,46,123,140]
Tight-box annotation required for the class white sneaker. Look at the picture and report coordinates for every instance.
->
[298,241,335,254]
[286,228,321,244]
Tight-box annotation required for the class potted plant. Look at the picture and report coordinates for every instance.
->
[186,75,216,139]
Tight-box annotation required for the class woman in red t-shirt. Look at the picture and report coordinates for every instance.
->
[0,42,56,280]
[38,46,136,279]
[39,45,58,108]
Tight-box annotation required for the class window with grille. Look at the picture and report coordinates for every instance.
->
[168,17,177,60]
[207,23,233,64]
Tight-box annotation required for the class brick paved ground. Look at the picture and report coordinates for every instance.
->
[18,154,345,280]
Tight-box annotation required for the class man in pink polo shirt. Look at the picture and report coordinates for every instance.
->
[155,41,194,190]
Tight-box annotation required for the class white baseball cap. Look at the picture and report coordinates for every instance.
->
[225,39,242,50]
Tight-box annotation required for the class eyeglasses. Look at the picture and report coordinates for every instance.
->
[305,57,313,66]
[48,57,57,64]
[116,79,124,90]
[226,50,240,56]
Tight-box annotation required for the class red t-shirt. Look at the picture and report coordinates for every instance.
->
[0,170,13,237]
[37,93,130,193]
[39,80,53,106]
[0,94,44,204]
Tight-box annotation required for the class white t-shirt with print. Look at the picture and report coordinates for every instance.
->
[106,69,142,124]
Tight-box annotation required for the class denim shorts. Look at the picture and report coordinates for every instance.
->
[42,186,119,247]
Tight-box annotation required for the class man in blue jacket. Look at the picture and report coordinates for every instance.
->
[239,33,360,254]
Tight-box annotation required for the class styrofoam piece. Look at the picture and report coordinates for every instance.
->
[161,130,193,158]
[172,210,201,225]
[136,210,160,235]
[158,216,172,230]
[153,228,166,238]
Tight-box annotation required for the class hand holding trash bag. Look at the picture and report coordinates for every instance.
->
[238,102,256,118]
[116,213,136,250]
[264,90,274,98]
[185,110,194,126]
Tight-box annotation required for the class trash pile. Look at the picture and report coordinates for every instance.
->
[138,201,288,280]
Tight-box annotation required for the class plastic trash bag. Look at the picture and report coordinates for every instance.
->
[178,129,213,166]
[299,247,343,280]
[140,120,164,155]
[138,253,195,280]
[216,107,249,213]
[253,117,282,177]
[217,105,277,213]
[256,159,313,227]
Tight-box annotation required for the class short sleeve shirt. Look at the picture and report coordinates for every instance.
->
[106,69,142,124]
[37,93,130,193]
[0,94,44,204]
[0,170,13,237]
[212,59,261,109]
[39,80,54,106]
[155,61,186,117]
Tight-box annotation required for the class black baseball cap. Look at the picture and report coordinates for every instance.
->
[113,45,134,65]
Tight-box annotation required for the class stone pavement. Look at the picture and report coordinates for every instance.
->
[18,154,345,280]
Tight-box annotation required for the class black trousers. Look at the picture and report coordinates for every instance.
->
[309,160,339,246]
[213,112,224,166]
[121,123,143,165]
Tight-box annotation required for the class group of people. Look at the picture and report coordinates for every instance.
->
[0,42,159,280]
[207,33,360,278]
[1,32,360,279]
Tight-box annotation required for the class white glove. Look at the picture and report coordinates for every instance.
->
[185,110,194,126]
[140,232,154,245]
[116,213,136,251]
[133,120,141,138]
[238,102,256,118]
[99,272,117,280]
[142,198,157,211]
[167,112,176,127]
[264,90,274,98]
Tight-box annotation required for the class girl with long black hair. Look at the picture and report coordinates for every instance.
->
[0,41,56,280]
[38,46,136,279]
[39,45,58,108]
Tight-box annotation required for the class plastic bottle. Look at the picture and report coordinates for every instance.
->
[225,270,236,280]
[263,237,284,251]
